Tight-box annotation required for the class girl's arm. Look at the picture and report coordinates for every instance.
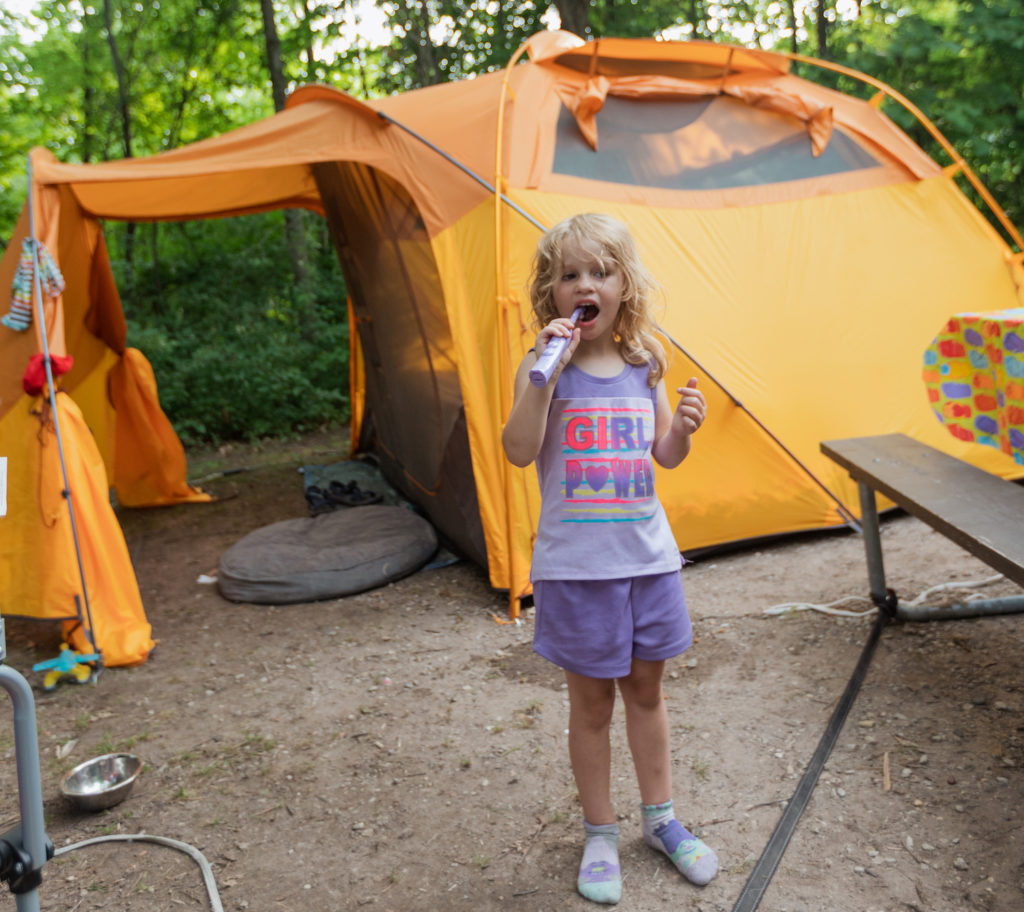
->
[652,377,706,469]
[502,319,579,467]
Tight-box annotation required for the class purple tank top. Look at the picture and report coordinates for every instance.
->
[530,362,682,581]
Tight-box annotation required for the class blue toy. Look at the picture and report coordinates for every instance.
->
[32,644,100,690]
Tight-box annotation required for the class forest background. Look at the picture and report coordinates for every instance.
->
[1,0,1021,447]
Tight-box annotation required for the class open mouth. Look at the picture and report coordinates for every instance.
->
[578,304,599,323]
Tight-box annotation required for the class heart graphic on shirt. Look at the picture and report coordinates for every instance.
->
[585,466,609,492]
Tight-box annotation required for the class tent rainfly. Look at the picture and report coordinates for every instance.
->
[2,31,1023,665]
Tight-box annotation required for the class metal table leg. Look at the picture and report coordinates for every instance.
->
[856,482,891,614]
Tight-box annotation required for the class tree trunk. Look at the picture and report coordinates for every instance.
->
[102,0,132,159]
[786,0,798,54]
[102,0,135,302]
[80,10,99,164]
[260,0,288,111]
[684,0,707,39]
[149,222,163,316]
[552,0,590,39]
[411,2,440,85]
[300,0,316,80]
[259,0,312,327]
[816,0,830,59]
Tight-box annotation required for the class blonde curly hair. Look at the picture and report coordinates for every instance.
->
[529,213,667,386]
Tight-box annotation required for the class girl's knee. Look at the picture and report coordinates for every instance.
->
[621,685,663,714]
[618,673,665,712]
[567,679,616,731]
[571,693,616,731]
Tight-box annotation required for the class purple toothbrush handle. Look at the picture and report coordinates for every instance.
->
[528,307,583,387]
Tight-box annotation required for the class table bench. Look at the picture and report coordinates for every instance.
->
[820,433,1024,621]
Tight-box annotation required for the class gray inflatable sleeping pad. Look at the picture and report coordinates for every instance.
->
[217,505,438,604]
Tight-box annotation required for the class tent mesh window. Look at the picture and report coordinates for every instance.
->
[552,96,881,190]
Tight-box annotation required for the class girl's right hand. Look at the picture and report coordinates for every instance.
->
[503,318,580,466]
[535,317,580,370]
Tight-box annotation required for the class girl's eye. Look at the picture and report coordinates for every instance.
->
[593,269,605,279]
[562,272,576,281]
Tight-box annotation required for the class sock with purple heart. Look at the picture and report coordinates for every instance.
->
[641,800,718,885]
[577,820,621,904]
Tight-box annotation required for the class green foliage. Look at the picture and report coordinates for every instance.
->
[1,1,274,169]
[587,0,692,39]
[111,212,350,445]
[373,1,550,91]
[815,0,1024,237]
[1,3,87,239]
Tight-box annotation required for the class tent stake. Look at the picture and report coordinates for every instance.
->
[24,156,103,670]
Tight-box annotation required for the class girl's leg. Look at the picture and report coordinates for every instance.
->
[619,658,719,886]
[565,670,621,904]
[617,658,672,805]
[565,670,617,823]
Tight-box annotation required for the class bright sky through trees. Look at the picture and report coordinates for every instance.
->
[4,1,866,49]
[3,0,394,46]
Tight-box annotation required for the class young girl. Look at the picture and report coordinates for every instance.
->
[502,213,717,904]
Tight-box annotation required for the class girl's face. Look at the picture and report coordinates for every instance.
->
[552,238,624,341]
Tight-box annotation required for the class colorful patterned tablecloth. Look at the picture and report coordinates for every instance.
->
[923,308,1024,465]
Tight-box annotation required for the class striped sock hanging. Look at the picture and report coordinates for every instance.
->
[2,238,65,331]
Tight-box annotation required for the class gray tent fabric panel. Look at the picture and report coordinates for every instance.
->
[217,506,438,604]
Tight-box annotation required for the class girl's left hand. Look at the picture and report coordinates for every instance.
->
[673,377,707,436]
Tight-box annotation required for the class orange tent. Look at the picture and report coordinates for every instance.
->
[2,32,1022,656]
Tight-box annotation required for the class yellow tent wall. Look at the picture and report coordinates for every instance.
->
[2,32,1022,638]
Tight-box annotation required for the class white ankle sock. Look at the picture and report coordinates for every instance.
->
[577,820,622,904]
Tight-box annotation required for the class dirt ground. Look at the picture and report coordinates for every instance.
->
[2,429,1022,912]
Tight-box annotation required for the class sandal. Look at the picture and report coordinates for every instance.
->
[305,485,335,516]
[338,485,382,506]
[326,479,357,505]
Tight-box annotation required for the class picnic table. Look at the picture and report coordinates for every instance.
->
[737,432,1024,912]
[821,433,1024,621]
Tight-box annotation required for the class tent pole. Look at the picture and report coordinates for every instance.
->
[375,111,546,232]
[659,329,862,531]
[493,40,538,618]
[24,156,103,669]
[782,52,1023,254]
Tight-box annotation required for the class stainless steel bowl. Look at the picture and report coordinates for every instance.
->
[60,753,141,812]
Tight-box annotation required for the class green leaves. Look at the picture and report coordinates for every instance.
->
[823,0,1024,234]
[113,212,350,445]
[371,0,549,92]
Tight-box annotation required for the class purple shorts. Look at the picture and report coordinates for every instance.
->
[532,571,693,679]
